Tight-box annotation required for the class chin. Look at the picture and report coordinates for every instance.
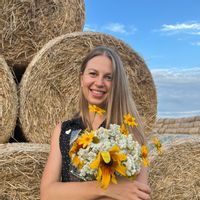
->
[88,100,106,108]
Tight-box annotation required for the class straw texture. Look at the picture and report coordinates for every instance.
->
[154,116,200,135]
[19,32,157,144]
[0,55,18,143]
[0,143,50,200]
[149,139,200,200]
[0,0,85,66]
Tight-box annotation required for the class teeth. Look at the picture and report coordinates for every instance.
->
[92,90,103,94]
[91,89,105,95]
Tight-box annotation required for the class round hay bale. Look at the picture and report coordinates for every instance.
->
[0,0,85,66]
[0,55,18,143]
[19,31,157,143]
[148,133,200,160]
[0,143,50,200]
[195,116,200,121]
[149,139,200,200]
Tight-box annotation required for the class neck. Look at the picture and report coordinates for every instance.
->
[89,112,105,130]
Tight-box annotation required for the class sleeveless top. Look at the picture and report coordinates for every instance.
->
[59,117,105,182]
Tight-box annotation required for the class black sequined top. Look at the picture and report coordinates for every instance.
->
[59,117,105,182]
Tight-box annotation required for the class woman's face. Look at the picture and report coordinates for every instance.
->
[80,55,113,108]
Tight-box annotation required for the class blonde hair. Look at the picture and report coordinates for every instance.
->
[79,46,146,144]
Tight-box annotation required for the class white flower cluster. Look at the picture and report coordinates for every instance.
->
[76,124,142,180]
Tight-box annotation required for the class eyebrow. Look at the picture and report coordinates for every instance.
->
[86,68,97,71]
[85,65,113,75]
[87,68,112,75]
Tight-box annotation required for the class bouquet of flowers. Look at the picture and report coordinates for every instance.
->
[69,105,150,189]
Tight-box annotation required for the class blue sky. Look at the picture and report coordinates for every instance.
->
[84,0,200,118]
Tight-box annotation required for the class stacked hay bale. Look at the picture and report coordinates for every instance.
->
[0,0,85,67]
[19,32,157,144]
[0,143,50,200]
[149,139,200,200]
[0,0,85,199]
[0,0,86,141]
[154,116,200,135]
[0,56,18,143]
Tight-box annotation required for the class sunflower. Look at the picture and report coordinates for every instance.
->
[120,123,129,136]
[141,145,149,167]
[90,145,127,189]
[89,105,106,115]
[154,137,161,154]
[69,141,83,169]
[77,131,94,148]
[123,113,138,127]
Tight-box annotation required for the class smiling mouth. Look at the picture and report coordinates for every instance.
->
[90,89,106,97]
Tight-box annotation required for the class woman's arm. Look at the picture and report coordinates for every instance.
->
[40,123,104,200]
[40,123,150,200]
[136,165,149,184]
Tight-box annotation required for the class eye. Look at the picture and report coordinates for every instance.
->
[105,75,112,81]
[89,72,97,77]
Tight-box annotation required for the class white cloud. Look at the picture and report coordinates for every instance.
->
[83,23,137,35]
[83,24,97,32]
[161,23,200,32]
[105,23,126,34]
[158,22,200,46]
[158,110,200,118]
[159,22,200,39]
[191,41,200,46]
[152,67,200,83]
[191,31,200,35]
[151,67,200,118]
[103,23,137,35]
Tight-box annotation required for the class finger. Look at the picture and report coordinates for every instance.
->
[137,190,151,200]
[134,181,151,194]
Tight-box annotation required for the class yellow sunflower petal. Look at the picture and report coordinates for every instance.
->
[109,145,127,162]
[123,113,138,127]
[90,152,101,169]
[154,137,159,145]
[115,164,127,176]
[69,142,79,157]
[109,145,120,153]
[78,132,94,148]
[101,167,111,189]
[101,152,111,164]
[154,137,162,154]
[141,145,148,158]
[96,107,106,115]
[120,123,129,136]
[111,173,117,184]
[112,152,127,162]
[88,105,106,115]
[143,158,149,167]
[88,105,96,113]
[72,156,82,168]
[97,167,102,181]
[157,146,161,154]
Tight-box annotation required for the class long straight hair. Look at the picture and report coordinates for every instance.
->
[79,46,146,144]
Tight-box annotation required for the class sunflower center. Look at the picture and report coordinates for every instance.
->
[105,159,113,166]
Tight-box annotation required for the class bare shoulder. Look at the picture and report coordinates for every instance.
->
[40,122,64,193]
[52,122,62,136]
[50,122,63,149]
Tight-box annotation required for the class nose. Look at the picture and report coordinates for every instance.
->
[95,76,104,87]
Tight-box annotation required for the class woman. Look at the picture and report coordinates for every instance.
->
[40,46,151,200]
